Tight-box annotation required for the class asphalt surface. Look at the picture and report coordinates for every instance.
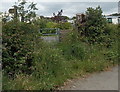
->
[60,66,118,90]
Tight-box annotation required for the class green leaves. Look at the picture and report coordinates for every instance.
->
[2,21,38,75]
[56,22,72,30]
[16,0,38,22]
[28,2,38,11]
[84,6,107,44]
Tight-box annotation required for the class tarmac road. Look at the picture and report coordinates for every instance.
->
[60,66,118,90]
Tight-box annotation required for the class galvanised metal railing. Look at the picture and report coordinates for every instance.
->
[39,28,60,36]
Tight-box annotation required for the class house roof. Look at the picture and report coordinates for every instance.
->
[105,15,120,19]
[76,13,85,16]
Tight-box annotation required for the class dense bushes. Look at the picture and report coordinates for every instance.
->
[101,24,118,47]
[33,44,66,77]
[46,22,58,28]
[76,6,118,51]
[2,14,119,90]
[58,42,86,60]
[2,21,38,75]
[34,19,48,29]
[57,22,72,30]
[46,22,72,30]
[78,6,107,44]
[3,35,118,90]
[3,36,118,90]
[34,18,72,30]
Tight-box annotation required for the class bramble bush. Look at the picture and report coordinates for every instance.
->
[103,24,118,47]
[2,21,39,76]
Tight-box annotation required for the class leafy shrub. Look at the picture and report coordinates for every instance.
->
[58,31,86,60]
[81,6,107,44]
[34,19,48,29]
[33,43,66,76]
[57,22,72,30]
[59,43,85,60]
[2,21,38,75]
[105,51,118,63]
[102,24,118,48]
[46,22,57,28]
[2,17,118,90]
[71,43,85,60]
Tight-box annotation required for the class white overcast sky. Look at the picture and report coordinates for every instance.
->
[0,0,119,17]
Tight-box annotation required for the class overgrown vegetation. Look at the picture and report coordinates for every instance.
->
[34,19,72,30]
[2,5,119,90]
[77,6,107,44]
[2,20,39,76]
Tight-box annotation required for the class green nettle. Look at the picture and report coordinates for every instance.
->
[2,21,38,76]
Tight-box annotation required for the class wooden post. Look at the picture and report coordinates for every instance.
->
[14,6,18,19]
[9,5,18,20]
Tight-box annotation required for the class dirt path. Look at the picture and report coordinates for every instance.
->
[59,66,118,90]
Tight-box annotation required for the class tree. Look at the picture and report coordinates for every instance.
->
[72,16,76,20]
[25,2,38,23]
[16,0,38,23]
[84,6,107,43]
[17,0,27,22]
[52,9,63,23]
[2,21,38,76]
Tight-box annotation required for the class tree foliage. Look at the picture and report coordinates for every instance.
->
[16,0,38,22]
[84,6,107,43]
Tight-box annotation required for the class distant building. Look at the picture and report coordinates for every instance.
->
[106,15,120,24]
[35,14,41,20]
[1,12,13,22]
[67,19,75,24]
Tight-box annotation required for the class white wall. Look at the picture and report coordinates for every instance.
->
[112,18,118,24]
[68,20,74,23]
[41,35,59,42]
[106,15,120,24]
